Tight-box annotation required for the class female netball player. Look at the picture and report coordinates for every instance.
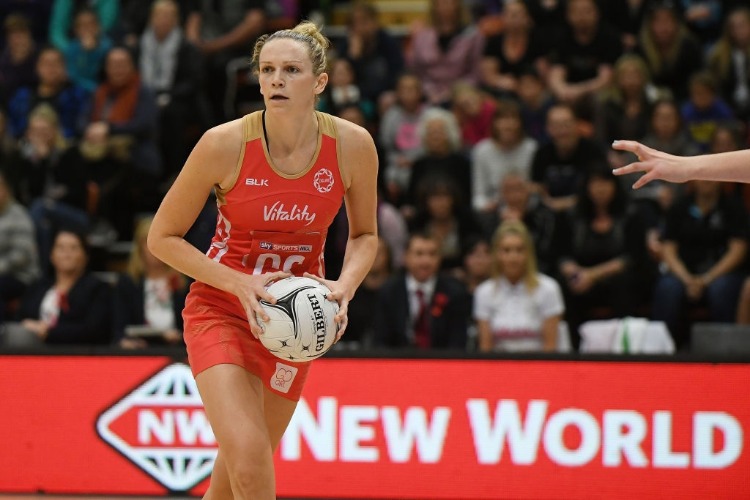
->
[147,22,378,499]
[613,139,750,187]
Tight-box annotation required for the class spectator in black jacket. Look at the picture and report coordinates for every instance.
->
[337,1,404,110]
[138,0,208,179]
[5,228,112,346]
[375,232,471,350]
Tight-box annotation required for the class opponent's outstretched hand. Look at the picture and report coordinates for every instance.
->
[303,272,351,341]
[612,140,693,189]
[236,270,291,338]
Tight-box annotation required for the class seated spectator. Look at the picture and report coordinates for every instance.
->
[516,65,555,143]
[530,103,607,212]
[139,0,207,179]
[708,7,750,120]
[4,104,87,268]
[480,0,548,98]
[595,54,657,160]
[380,72,429,206]
[637,2,703,102]
[558,166,649,347]
[0,170,39,324]
[626,99,701,261]
[64,7,112,93]
[188,0,268,122]
[474,220,564,352]
[119,0,200,48]
[652,178,747,349]
[0,14,40,105]
[451,83,496,147]
[56,117,131,242]
[681,71,734,152]
[115,217,188,349]
[409,176,482,272]
[547,0,622,121]
[407,0,484,106]
[49,0,118,52]
[79,46,161,179]
[375,231,471,350]
[7,45,89,139]
[471,100,538,215]
[456,234,492,295]
[406,107,471,209]
[342,237,393,349]
[0,2,53,46]
[5,228,112,346]
[480,172,561,276]
[318,58,375,122]
[337,1,404,109]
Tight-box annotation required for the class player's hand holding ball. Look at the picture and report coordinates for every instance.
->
[303,272,353,341]
[232,270,291,338]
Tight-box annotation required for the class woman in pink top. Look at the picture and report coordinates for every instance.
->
[407,0,485,105]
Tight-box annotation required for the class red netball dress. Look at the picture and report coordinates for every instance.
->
[182,110,346,400]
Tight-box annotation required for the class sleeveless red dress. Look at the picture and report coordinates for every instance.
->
[182,111,346,400]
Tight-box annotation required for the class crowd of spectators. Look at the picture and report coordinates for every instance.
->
[2,0,750,354]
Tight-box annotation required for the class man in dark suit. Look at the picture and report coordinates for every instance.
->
[375,232,471,350]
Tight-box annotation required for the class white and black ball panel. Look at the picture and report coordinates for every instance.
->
[256,277,339,361]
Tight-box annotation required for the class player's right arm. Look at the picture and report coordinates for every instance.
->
[147,122,288,335]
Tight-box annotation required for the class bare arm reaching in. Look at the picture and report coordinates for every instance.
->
[612,140,750,188]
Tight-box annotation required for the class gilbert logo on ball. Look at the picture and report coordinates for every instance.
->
[96,363,217,491]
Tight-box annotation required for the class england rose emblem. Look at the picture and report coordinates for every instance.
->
[313,168,335,193]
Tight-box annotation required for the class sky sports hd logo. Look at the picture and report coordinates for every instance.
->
[96,364,218,491]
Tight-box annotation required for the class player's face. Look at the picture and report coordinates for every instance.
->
[405,237,441,283]
[497,233,527,283]
[258,39,327,109]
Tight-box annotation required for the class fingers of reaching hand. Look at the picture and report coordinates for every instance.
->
[632,170,657,189]
[613,160,650,177]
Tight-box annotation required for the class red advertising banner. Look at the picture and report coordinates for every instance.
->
[0,356,748,499]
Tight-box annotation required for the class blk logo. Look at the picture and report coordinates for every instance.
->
[246,178,269,187]
[96,364,217,491]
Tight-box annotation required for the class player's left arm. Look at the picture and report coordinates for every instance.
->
[306,120,379,337]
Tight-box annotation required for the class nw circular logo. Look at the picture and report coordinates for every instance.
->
[313,168,335,193]
[96,363,217,491]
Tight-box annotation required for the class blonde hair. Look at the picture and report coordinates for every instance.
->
[709,8,750,82]
[491,220,539,290]
[599,54,651,104]
[27,103,67,150]
[126,217,185,288]
[252,20,330,76]
[639,7,694,75]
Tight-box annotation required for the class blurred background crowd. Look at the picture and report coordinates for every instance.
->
[2,0,750,354]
